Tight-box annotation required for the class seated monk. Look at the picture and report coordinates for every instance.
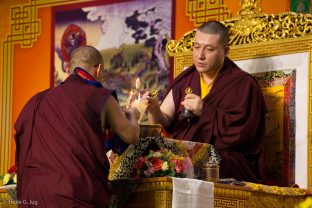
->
[14,46,140,207]
[144,21,267,184]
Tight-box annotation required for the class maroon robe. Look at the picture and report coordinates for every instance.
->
[166,58,266,183]
[14,74,114,207]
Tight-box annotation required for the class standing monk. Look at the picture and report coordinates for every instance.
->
[14,46,140,207]
[145,21,267,183]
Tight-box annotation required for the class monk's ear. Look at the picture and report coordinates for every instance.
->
[95,64,101,77]
[224,46,230,56]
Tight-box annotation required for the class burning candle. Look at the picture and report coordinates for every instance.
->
[126,90,134,108]
[135,77,141,100]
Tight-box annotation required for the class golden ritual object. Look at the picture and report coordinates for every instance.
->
[184,87,192,94]
[149,90,159,98]
[203,159,220,183]
[182,86,196,122]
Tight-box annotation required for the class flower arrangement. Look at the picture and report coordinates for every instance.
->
[135,149,194,178]
[1,165,17,186]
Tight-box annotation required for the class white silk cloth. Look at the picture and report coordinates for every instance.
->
[172,177,214,208]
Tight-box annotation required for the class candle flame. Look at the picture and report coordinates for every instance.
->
[135,77,141,100]
[126,90,134,108]
[135,77,141,90]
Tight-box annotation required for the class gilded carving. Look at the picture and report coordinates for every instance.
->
[186,0,232,26]
[167,30,196,56]
[167,1,312,56]
[214,198,246,208]
[173,54,194,77]
[238,0,262,16]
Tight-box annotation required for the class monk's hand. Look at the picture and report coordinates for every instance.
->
[124,106,140,121]
[181,93,203,116]
[141,91,160,113]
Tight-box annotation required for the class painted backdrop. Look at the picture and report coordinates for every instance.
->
[53,0,172,107]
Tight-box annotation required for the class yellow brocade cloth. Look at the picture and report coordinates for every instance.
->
[244,182,307,196]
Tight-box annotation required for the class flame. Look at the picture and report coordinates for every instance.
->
[135,77,141,90]
[126,90,134,108]
[135,77,141,100]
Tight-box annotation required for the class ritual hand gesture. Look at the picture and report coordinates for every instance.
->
[181,93,203,116]
[125,91,138,109]
[141,90,160,113]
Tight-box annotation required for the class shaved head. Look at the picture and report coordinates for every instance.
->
[197,21,229,47]
[69,46,103,73]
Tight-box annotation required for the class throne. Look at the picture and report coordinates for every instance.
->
[166,1,312,188]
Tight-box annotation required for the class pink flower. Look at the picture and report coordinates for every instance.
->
[147,166,155,174]
[175,160,184,173]
[183,157,195,178]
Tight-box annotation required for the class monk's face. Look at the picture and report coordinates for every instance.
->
[192,30,228,75]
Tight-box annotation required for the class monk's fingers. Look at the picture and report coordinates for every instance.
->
[142,91,150,98]
[184,93,200,99]
[193,100,203,116]
[182,99,195,110]
[182,98,203,116]
[140,98,149,105]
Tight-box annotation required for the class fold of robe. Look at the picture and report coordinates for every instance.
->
[15,75,114,207]
[166,58,267,183]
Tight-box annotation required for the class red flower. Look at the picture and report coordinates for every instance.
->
[8,165,17,174]
[150,157,163,171]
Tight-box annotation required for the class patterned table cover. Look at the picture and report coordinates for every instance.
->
[109,137,220,180]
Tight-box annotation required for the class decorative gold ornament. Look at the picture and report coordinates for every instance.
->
[182,87,196,122]
[185,87,193,94]
[150,90,159,98]
[238,0,262,16]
